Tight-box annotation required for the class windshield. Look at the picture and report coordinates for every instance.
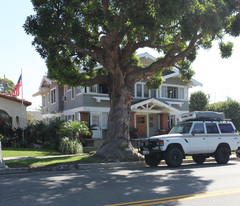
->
[170,122,192,134]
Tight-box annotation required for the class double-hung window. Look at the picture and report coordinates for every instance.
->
[160,85,185,100]
[135,83,150,98]
[50,88,56,104]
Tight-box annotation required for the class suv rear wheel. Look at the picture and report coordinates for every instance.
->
[192,155,206,164]
[145,154,161,167]
[165,147,183,167]
[215,145,230,164]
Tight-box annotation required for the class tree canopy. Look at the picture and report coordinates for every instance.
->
[24,0,240,160]
[0,77,15,95]
[189,91,209,111]
[207,100,240,131]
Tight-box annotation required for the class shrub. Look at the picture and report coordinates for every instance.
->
[189,91,209,112]
[59,120,91,142]
[59,137,83,154]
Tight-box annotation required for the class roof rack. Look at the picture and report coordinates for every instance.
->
[180,111,225,122]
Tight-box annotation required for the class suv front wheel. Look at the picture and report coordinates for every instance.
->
[215,145,230,164]
[165,147,183,167]
[145,154,161,167]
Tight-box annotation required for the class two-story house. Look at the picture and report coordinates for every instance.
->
[33,52,202,144]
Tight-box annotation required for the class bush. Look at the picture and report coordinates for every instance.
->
[206,100,240,131]
[189,91,209,111]
[59,137,83,154]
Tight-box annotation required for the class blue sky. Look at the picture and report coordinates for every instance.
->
[1,1,240,110]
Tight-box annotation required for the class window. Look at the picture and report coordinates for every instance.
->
[160,85,185,100]
[71,87,75,99]
[50,88,56,104]
[206,123,219,134]
[91,85,98,93]
[92,115,100,126]
[192,123,205,134]
[136,84,142,97]
[219,123,234,133]
[64,86,67,96]
[137,117,145,123]
[102,113,108,128]
[99,84,108,94]
[135,83,150,98]
[170,122,192,134]
[76,86,84,94]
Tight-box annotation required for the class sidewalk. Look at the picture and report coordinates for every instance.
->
[0,154,238,175]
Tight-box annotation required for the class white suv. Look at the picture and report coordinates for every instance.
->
[138,111,240,167]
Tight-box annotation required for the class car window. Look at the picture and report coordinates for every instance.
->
[170,122,192,134]
[206,123,219,134]
[218,123,234,133]
[192,123,205,134]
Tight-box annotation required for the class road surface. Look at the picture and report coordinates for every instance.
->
[1,160,240,206]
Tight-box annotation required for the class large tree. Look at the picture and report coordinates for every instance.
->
[24,0,240,160]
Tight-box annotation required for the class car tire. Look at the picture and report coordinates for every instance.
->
[215,145,230,164]
[145,154,161,167]
[165,147,183,167]
[192,155,206,164]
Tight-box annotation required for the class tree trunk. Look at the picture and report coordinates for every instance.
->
[96,72,141,161]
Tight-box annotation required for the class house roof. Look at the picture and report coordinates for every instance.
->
[32,76,53,97]
[131,98,180,114]
[0,93,32,106]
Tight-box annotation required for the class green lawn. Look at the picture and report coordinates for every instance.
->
[2,147,99,169]
[2,147,97,158]
[5,155,102,168]
[2,148,62,158]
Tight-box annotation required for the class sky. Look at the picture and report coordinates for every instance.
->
[1,1,240,111]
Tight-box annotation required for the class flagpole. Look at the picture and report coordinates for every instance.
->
[21,69,25,141]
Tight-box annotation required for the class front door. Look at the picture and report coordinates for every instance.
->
[136,115,147,138]
[91,114,102,139]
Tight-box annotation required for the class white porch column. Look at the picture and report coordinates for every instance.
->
[147,114,149,138]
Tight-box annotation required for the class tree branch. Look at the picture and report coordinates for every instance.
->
[77,74,109,87]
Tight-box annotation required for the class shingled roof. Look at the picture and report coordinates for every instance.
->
[0,93,31,106]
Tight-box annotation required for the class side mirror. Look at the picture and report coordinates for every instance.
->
[192,129,198,136]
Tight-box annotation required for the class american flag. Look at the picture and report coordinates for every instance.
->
[11,74,22,96]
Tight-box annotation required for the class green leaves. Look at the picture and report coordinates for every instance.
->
[219,42,233,58]
[24,0,240,88]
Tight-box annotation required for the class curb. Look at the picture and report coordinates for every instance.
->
[0,156,238,175]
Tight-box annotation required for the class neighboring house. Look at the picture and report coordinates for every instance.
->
[0,93,32,129]
[33,52,202,142]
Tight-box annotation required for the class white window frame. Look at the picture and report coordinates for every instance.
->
[86,85,99,94]
[134,82,151,99]
[157,84,187,100]
[76,86,85,95]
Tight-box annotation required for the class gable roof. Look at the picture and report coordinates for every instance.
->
[32,76,53,97]
[131,98,180,114]
[0,93,31,106]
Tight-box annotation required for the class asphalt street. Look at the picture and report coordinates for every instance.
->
[1,160,240,206]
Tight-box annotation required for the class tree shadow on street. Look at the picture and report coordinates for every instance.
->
[3,161,234,206]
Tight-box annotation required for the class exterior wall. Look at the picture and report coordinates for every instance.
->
[0,97,28,128]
